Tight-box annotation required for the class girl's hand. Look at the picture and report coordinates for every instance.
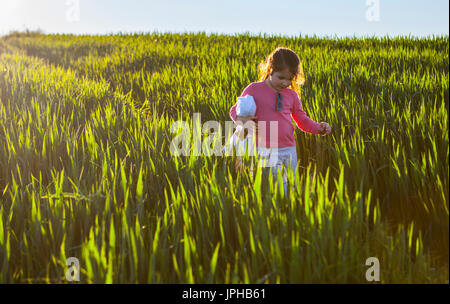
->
[318,122,331,136]
[236,116,258,132]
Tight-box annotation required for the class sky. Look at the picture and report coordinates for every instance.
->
[0,0,448,37]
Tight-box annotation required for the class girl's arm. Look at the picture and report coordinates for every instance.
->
[229,103,238,122]
[291,92,321,135]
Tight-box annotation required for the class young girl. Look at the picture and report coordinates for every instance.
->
[229,47,332,193]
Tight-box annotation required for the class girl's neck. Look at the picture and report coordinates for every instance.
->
[264,78,280,92]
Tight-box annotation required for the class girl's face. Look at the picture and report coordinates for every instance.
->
[269,68,294,92]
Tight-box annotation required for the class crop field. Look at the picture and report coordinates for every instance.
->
[0,32,448,283]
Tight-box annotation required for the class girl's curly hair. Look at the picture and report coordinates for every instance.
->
[258,47,306,97]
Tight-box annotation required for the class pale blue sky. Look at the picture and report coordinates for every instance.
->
[0,0,448,37]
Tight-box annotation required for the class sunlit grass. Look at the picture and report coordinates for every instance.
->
[0,32,448,283]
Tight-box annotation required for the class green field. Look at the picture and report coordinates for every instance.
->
[0,31,448,283]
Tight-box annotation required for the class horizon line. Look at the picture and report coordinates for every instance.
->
[1,28,449,40]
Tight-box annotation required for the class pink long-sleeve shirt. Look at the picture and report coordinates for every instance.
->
[229,81,321,148]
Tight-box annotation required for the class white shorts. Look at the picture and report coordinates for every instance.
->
[251,146,299,193]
